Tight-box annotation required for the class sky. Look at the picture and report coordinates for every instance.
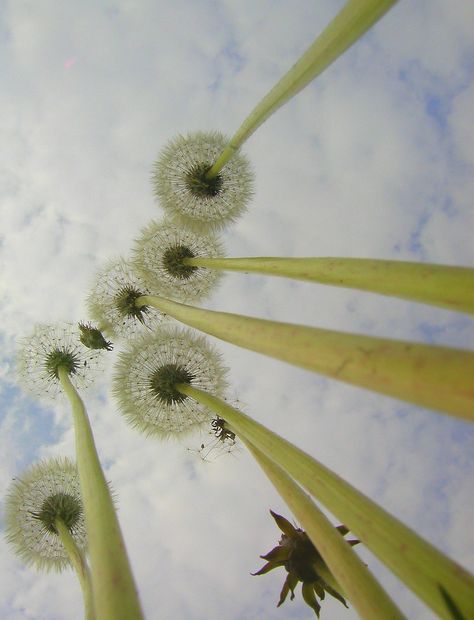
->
[0,0,473,618]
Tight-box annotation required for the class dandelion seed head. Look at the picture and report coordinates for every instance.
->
[87,258,167,340]
[16,323,103,401]
[132,219,224,302]
[152,131,253,233]
[113,326,228,438]
[5,457,86,572]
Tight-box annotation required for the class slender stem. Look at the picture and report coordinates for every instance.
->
[55,517,95,620]
[206,0,398,177]
[137,294,474,421]
[58,367,143,620]
[184,257,474,315]
[178,384,474,620]
[243,441,405,619]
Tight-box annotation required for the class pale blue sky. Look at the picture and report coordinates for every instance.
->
[0,1,473,618]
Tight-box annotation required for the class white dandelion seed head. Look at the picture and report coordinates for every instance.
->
[5,457,86,573]
[132,219,225,303]
[152,131,254,233]
[87,258,167,341]
[16,323,104,402]
[113,326,228,439]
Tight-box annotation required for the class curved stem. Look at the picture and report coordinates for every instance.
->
[206,0,397,177]
[243,441,405,619]
[177,384,474,620]
[184,257,474,315]
[58,368,143,620]
[55,517,95,620]
[137,295,474,421]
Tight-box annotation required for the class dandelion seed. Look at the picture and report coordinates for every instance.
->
[132,219,224,303]
[5,457,86,572]
[87,258,167,340]
[16,323,103,401]
[152,131,253,233]
[113,326,228,438]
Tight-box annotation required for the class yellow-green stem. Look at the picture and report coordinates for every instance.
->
[137,295,474,421]
[206,0,397,177]
[58,368,143,620]
[184,257,474,315]
[55,517,95,620]
[243,440,405,619]
[178,384,474,620]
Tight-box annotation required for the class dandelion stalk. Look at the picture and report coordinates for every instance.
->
[58,367,143,620]
[177,384,474,620]
[54,517,95,620]
[136,294,474,421]
[206,0,398,178]
[245,441,405,619]
[183,257,474,315]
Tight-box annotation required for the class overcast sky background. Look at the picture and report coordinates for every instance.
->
[1,1,473,618]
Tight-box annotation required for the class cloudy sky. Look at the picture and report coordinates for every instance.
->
[1,0,473,618]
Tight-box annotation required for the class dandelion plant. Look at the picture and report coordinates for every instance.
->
[129,292,474,421]
[5,458,94,620]
[152,131,253,232]
[176,385,474,620]
[112,326,228,438]
[175,255,474,315]
[205,0,398,178]
[17,323,143,620]
[87,258,167,340]
[132,219,224,303]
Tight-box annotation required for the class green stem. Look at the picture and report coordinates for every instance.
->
[55,517,95,620]
[58,368,143,620]
[178,384,474,620]
[206,0,398,177]
[137,295,474,421]
[184,257,474,315]
[243,441,405,619]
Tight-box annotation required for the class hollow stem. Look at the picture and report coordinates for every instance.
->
[55,517,95,620]
[205,0,398,178]
[137,295,474,421]
[177,384,474,620]
[58,367,143,620]
[243,441,405,619]
[183,257,474,315]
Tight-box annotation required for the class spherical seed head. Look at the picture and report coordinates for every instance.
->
[113,326,228,438]
[16,323,104,401]
[132,219,224,303]
[5,457,86,572]
[152,131,254,233]
[87,258,167,341]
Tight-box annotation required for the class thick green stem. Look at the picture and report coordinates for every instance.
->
[58,368,143,620]
[178,384,474,620]
[137,295,474,421]
[243,441,405,619]
[206,0,397,177]
[55,518,95,620]
[184,257,474,315]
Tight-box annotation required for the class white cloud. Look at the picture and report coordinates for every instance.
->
[1,1,473,619]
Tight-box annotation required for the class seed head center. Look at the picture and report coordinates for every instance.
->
[162,245,198,279]
[185,163,223,198]
[45,348,80,379]
[149,363,194,404]
[31,492,82,535]
[115,286,149,323]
